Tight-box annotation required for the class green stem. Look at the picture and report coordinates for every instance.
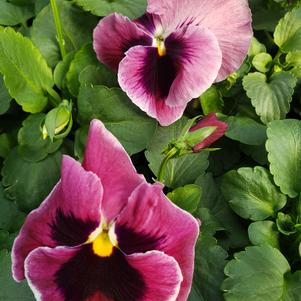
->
[47,87,61,106]
[157,148,178,183]
[50,0,66,59]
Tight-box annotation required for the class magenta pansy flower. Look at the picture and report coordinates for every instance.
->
[12,120,199,301]
[190,113,228,151]
[93,0,252,126]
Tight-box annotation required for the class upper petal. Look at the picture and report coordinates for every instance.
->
[25,245,182,301]
[12,156,103,281]
[115,182,199,301]
[93,13,152,71]
[82,120,145,222]
[147,0,253,80]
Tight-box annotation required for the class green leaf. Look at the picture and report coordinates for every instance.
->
[66,44,99,96]
[240,143,268,165]
[0,0,34,26]
[276,212,297,235]
[195,173,249,249]
[243,72,297,124]
[200,85,224,115]
[222,245,293,301]
[248,221,280,249]
[0,184,25,232]
[78,64,118,88]
[31,0,98,68]
[266,119,301,198]
[248,37,267,58]
[0,250,35,300]
[222,166,287,221]
[145,118,209,188]
[74,125,88,161]
[284,271,301,300]
[0,230,17,250]
[18,114,62,162]
[73,0,147,19]
[274,7,301,53]
[0,28,54,113]
[78,85,157,156]
[167,184,201,213]
[222,115,267,146]
[2,148,61,211]
[0,76,11,115]
[188,234,228,301]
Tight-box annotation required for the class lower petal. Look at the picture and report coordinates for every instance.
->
[118,45,187,126]
[25,245,182,301]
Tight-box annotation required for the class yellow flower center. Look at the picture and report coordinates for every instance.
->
[87,224,118,258]
[153,35,166,57]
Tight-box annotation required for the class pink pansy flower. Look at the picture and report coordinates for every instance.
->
[190,113,228,151]
[12,120,199,301]
[93,0,252,126]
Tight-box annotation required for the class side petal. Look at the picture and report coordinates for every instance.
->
[82,120,145,222]
[12,156,103,281]
[118,25,222,126]
[93,13,152,71]
[147,0,253,80]
[115,182,199,301]
[190,113,228,151]
[25,246,182,301]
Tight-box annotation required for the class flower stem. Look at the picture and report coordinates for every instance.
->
[157,147,178,183]
[50,0,66,59]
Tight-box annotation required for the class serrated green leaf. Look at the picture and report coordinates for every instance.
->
[78,85,157,156]
[0,250,35,300]
[200,85,224,115]
[73,0,147,19]
[167,184,201,213]
[2,148,61,211]
[222,245,292,301]
[0,0,34,26]
[274,7,301,53]
[248,37,267,58]
[0,28,53,113]
[284,271,301,301]
[145,118,209,188]
[222,115,267,146]
[222,166,287,221]
[66,43,98,96]
[188,234,228,301]
[243,72,297,124]
[18,114,62,162]
[0,76,11,115]
[31,0,98,68]
[248,221,280,249]
[266,119,301,198]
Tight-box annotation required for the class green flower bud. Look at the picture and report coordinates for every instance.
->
[252,53,273,73]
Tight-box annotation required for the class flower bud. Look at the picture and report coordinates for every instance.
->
[42,100,72,140]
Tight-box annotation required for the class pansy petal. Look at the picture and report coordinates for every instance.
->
[82,120,145,222]
[147,0,252,81]
[190,113,228,151]
[93,13,152,71]
[164,25,222,107]
[118,25,222,125]
[116,182,199,301]
[25,245,182,301]
[12,156,103,281]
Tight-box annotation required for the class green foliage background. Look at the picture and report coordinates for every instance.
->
[0,0,301,300]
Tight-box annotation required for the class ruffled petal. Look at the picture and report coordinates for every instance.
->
[12,156,103,281]
[115,182,199,301]
[147,0,252,80]
[190,113,228,151]
[93,13,152,71]
[118,24,222,126]
[82,120,145,222]
[25,246,182,301]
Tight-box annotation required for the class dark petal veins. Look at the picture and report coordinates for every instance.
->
[134,13,157,35]
[141,47,178,100]
[116,225,166,255]
[55,245,145,301]
[50,209,98,247]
